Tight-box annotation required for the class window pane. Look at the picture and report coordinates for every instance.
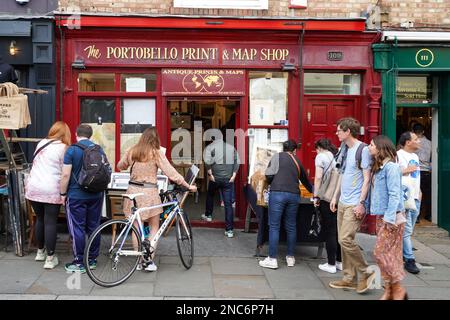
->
[304,73,361,95]
[120,98,156,161]
[80,98,116,165]
[396,76,437,104]
[121,74,157,92]
[249,72,288,125]
[78,73,115,92]
[248,128,286,180]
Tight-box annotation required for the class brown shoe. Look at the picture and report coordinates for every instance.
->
[357,271,376,294]
[379,282,392,300]
[329,280,357,290]
[391,282,408,300]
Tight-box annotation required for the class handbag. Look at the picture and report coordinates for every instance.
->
[0,82,31,129]
[317,155,340,203]
[309,207,322,237]
[395,211,407,226]
[402,176,417,211]
[287,152,312,198]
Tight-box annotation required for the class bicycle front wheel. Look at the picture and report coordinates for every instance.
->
[84,219,142,287]
[176,210,194,269]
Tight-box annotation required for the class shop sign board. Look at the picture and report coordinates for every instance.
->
[162,69,246,96]
[75,42,299,68]
[395,47,450,70]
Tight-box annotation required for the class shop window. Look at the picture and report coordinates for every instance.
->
[120,98,156,160]
[78,73,115,92]
[80,98,116,165]
[396,75,438,104]
[249,72,288,126]
[120,74,157,92]
[304,73,361,95]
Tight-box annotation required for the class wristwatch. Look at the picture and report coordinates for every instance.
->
[60,192,67,196]
[359,200,365,205]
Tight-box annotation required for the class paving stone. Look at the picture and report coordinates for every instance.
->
[90,282,155,296]
[160,255,209,265]
[211,257,264,276]
[416,265,450,281]
[0,294,57,300]
[424,280,450,288]
[264,262,326,290]
[0,260,44,294]
[26,269,94,296]
[406,286,450,300]
[272,288,334,300]
[57,295,162,300]
[213,275,273,299]
[154,264,214,297]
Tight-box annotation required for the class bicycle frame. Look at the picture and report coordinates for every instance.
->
[112,198,185,257]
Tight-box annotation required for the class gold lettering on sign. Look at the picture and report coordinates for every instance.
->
[84,45,101,59]
[260,49,289,61]
[232,48,257,61]
[181,48,218,60]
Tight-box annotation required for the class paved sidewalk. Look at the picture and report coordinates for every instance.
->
[1,226,450,300]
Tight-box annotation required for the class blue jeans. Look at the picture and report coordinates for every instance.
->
[268,191,300,259]
[205,180,234,231]
[403,199,421,260]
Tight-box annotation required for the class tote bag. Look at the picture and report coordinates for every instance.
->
[317,155,340,203]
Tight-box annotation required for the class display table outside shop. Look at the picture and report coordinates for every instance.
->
[243,184,325,258]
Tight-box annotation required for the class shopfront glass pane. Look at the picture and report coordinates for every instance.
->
[304,73,361,95]
[120,74,157,92]
[120,98,156,161]
[80,98,116,165]
[78,73,115,92]
[396,75,437,104]
[249,72,288,126]
[248,128,286,180]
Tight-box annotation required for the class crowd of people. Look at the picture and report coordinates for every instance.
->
[25,115,431,300]
[26,123,195,273]
[257,117,430,300]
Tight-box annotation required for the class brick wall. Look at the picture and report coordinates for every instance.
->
[57,0,450,30]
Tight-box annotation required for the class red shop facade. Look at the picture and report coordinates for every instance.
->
[56,16,381,233]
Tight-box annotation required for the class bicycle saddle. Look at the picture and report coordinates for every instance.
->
[121,193,144,200]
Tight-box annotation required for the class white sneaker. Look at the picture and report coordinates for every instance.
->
[224,230,234,238]
[43,255,59,269]
[144,262,158,272]
[336,261,343,271]
[201,214,212,222]
[286,256,295,267]
[259,257,278,269]
[35,248,46,261]
[319,263,337,274]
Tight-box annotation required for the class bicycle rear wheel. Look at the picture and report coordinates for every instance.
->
[84,219,142,287]
[176,210,194,269]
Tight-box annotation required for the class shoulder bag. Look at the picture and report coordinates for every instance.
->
[317,154,340,203]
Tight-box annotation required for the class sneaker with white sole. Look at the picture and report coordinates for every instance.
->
[144,261,158,272]
[259,257,278,269]
[319,263,337,274]
[224,230,234,238]
[201,214,212,222]
[43,255,59,269]
[336,261,343,271]
[35,248,46,261]
[286,256,295,267]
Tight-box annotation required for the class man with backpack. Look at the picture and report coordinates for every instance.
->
[60,124,111,273]
[328,117,376,294]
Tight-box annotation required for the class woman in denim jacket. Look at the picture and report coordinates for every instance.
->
[368,135,408,300]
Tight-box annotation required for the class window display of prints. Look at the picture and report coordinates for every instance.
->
[88,123,116,166]
[249,99,274,125]
[248,144,280,183]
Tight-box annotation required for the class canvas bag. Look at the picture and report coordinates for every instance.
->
[0,82,31,129]
[402,175,418,211]
[317,154,340,203]
[250,170,269,207]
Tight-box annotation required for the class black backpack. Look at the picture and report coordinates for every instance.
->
[73,143,112,193]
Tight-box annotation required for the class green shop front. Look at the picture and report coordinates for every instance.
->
[373,31,450,233]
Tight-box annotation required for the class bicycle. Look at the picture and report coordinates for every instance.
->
[84,165,199,287]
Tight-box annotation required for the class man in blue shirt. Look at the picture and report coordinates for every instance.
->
[60,124,105,273]
[329,117,376,294]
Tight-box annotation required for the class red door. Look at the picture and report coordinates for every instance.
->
[302,97,359,178]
